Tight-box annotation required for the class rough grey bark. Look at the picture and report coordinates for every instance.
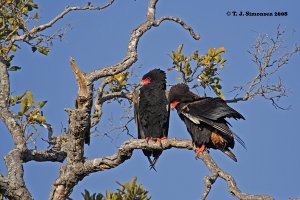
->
[0,57,33,200]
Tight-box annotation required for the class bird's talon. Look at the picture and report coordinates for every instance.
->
[145,137,152,143]
[156,137,167,143]
[195,144,206,157]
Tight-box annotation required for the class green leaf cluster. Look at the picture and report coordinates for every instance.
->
[1,0,49,65]
[10,90,47,125]
[169,44,227,99]
[82,177,151,200]
[106,72,129,94]
[169,44,193,82]
[82,190,104,200]
[0,0,38,52]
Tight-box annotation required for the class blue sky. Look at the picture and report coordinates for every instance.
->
[1,0,300,199]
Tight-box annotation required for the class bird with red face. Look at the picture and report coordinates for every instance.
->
[133,69,170,170]
[168,83,245,161]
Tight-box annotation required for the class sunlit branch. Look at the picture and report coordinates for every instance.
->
[11,1,115,42]
[85,2,200,82]
[81,138,273,200]
[154,16,200,40]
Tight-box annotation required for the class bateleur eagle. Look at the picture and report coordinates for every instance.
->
[168,83,245,161]
[133,69,170,170]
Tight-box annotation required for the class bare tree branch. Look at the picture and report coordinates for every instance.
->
[100,91,132,103]
[85,1,200,82]
[154,16,201,40]
[200,174,218,200]
[23,149,66,163]
[50,138,271,200]
[92,86,133,127]
[83,138,192,172]
[197,150,273,200]
[10,1,115,42]
[91,77,113,127]
[91,70,138,128]
[228,26,300,109]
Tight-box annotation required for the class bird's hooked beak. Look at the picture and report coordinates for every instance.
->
[170,101,179,110]
[139,77,151,86]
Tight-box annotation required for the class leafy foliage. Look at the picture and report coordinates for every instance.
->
[82,190,104,200]
[107,72,129,93]
[9,90,47,125]
[169,44,226,99]
[82,177,151,200]
[0,0,49,66]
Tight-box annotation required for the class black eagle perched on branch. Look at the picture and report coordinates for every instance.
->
[168,83,245,161]
[132,69,170,170]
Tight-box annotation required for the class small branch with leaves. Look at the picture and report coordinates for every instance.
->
[169,44,227,99]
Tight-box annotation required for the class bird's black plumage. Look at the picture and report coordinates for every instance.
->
[169,83,245,161]
[133,69,170,170]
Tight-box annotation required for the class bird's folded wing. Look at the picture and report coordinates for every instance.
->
[180,111,233,138]
[184,98,245,120]
[132,90,146,139]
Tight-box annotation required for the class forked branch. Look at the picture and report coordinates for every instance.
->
[228,26,300,109]
[198,151,273,200]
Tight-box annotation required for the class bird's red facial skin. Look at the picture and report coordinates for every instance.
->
[140,77,151,86]
[170,101,180,109]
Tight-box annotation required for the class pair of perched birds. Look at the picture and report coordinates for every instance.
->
[133,69,245,170]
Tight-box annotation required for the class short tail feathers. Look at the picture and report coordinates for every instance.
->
[147,156,157,172]
[149,156,161,171]
[233,132,246,149]
[223,149,237,162]
[142,150,159,171]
